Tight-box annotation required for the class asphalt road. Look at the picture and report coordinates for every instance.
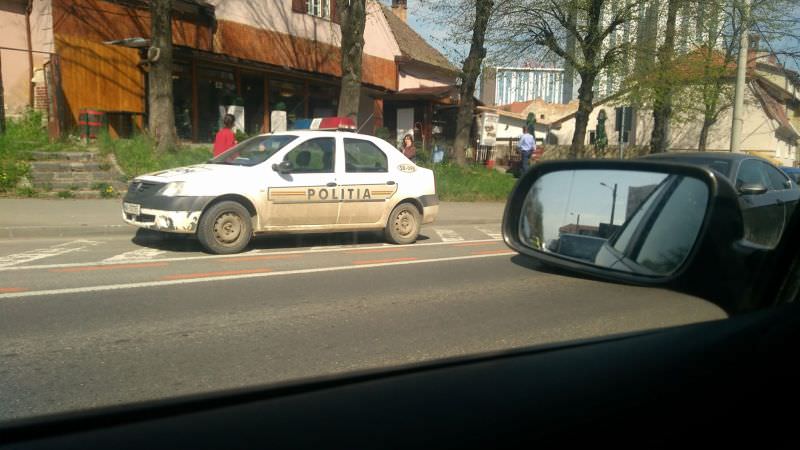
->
[0,223,727,422]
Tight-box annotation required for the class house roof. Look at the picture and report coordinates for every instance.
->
[500,100,536,115]
[378,4,458,74]
[476,106,526,120]
[752,80,800,140]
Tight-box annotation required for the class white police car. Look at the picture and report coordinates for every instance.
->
[122,118,438,254]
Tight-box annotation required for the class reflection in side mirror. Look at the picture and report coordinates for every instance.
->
[518,169,710,276]
[738,183,767,196]
[273,161,293,174]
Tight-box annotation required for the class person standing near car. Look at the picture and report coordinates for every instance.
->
[213,114,237,157]
[399,134,417,163]
[517,126,536,174]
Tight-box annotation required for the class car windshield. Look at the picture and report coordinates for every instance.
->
[3,0,800,432]
[211,135,298,166]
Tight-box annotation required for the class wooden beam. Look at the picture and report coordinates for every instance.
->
[234,68,241,96]
[373,98,384,133]
[303,80,309,118]
[263,76,270,133]
[191,59,198,142]
[25,0,34,107]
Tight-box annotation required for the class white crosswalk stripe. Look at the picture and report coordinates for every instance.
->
[103,248,168,263]
[433,228,464,242]
[0,240,101,268]
[476,226,502,240]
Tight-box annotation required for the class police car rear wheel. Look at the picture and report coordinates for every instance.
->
[385,203,420,245]
[197,201,252,254]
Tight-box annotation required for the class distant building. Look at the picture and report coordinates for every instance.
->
[480,66,566,106]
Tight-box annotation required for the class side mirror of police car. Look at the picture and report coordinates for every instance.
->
[502,160,778,314]
[272,161,293,174]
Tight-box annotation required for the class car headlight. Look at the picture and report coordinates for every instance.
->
[158,181,187,197]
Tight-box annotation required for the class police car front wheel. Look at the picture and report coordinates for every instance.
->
[385,203,420,245]
[197,201,253,254]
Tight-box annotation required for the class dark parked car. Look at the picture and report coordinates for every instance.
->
[642,152,800,248]
[781,166,800,184]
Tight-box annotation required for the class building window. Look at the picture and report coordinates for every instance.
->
[306,0,330,19]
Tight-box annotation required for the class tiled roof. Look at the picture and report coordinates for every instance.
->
[378,4,458,73]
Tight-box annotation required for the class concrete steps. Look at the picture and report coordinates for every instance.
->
[27,151,128,199]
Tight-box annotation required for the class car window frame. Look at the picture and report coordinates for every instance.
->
[280,136,337,174]
[734,158,769,189]
[760,161,791,191]
[343,138,389,173]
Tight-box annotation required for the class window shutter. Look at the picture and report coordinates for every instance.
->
[331,0,340,24]
[292,0,306,14]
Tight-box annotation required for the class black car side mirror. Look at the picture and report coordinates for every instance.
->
[272,161,293,174]
[738,183,767,195]
[502,160,772,314]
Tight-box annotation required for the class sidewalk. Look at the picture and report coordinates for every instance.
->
[0,199,506,239]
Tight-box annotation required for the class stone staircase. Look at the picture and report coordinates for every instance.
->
[27,151,129,199]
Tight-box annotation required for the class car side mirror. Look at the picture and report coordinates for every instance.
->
[272,161,293,174]
[502,160,768,314]
[738,183,767,195]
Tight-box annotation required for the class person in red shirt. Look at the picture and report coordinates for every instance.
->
[213,114,237,157]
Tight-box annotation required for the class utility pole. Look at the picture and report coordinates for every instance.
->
[601,182,617,226]
[730,0,751,153]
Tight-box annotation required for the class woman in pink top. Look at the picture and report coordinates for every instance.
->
[213,114,237,157]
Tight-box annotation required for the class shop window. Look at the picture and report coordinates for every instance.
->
[172,64,193,140]
[270,80,305,130]
[197,66,237,142]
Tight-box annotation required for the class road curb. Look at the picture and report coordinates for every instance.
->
[0,225,133,239]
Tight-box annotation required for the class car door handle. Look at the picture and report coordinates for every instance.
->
[387,181,396,185]
[326,182,337,187]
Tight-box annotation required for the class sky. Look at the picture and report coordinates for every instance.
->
[387,1,800,72]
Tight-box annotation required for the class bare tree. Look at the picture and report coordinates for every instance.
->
[452,0,495,166]
[148,0,177,152]
[649,0,681,154]
[493,0,643,158]
[337,0,367,123]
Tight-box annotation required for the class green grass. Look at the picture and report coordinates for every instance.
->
[0,110,86,192]
[426,163,517,202]
[97,132,212,179]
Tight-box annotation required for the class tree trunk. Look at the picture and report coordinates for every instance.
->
[698,118,712,151]
[452,0,493,167]
[649,0,680,154]
[570,72,596,159]
[337,0,366,123]
[149,0,177,153]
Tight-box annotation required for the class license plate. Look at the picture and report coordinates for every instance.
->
[123,202,141,215]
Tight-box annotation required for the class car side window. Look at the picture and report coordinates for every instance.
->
[283,138,335,173]
[344,139,388,173]
[761,162,790,191]
[735,160,765,189]
[634,177,708,273]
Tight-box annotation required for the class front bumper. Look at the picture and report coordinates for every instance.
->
[121,193,214,234]
[122,208,202,233]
